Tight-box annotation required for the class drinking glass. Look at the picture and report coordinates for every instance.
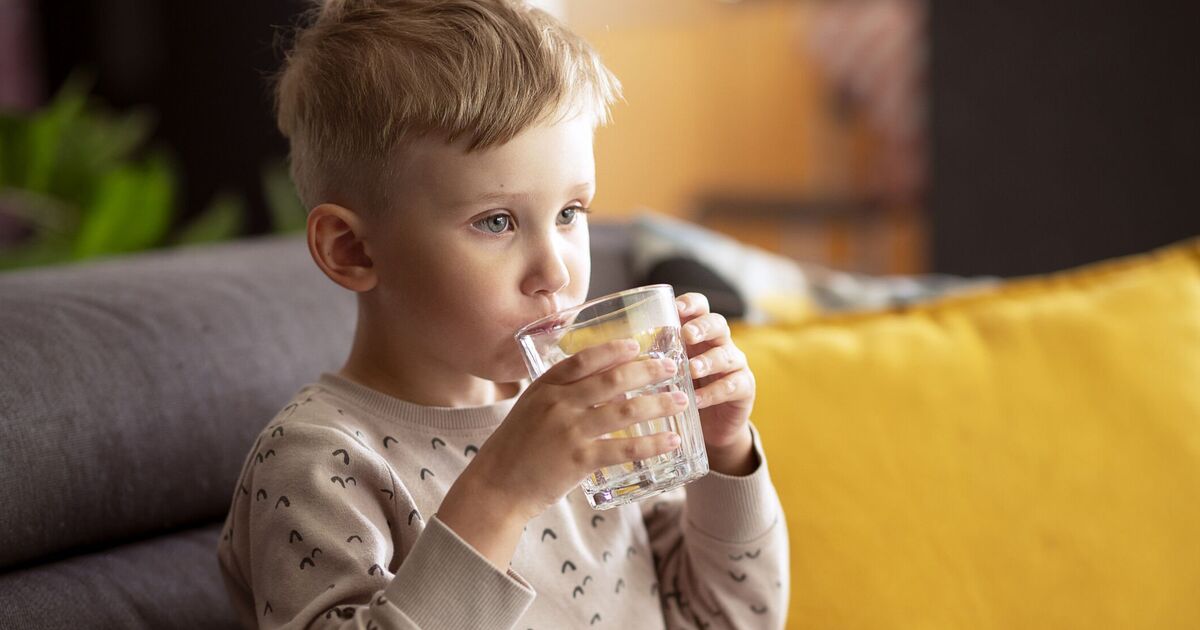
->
[515,284,709,510]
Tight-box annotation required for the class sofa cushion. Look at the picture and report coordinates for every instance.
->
[0,234,357,569]
[628,211,996,323]
[735,237,1200,628]
[0,522,239,630]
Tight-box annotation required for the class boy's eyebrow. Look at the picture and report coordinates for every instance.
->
[464,182,594,206]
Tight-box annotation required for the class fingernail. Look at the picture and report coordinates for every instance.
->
[684,324,700,342]
[676,299,688,314]
[668,433,682,447]
[670,391,688,405]
[623,339,639,351]
[689,358,704,375]
[660,358,677,373]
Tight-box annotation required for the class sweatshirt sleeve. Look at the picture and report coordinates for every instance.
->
[228,422,535,629]
[641,422,790,629]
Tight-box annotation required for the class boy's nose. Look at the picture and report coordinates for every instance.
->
[521,237,571,299]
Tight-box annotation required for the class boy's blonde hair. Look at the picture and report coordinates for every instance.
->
[274,0,623,216]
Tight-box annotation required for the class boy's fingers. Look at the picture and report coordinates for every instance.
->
[591,432,681,469]
[576,354,681,407]
[682,312,728,345]
[540,339,640,385]
[688,343,746,379]
[676,293,710,318]
[695,368,755,408]
[591,391,689,438]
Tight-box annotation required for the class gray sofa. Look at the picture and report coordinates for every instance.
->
[0,224,634,629]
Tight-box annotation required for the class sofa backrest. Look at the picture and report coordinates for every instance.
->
[0,234,355,569]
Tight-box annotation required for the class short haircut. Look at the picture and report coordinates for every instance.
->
[273,0,623,216]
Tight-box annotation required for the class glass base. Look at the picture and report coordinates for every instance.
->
[584,453,709,510]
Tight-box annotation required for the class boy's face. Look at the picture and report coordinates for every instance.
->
[364,112,596,384]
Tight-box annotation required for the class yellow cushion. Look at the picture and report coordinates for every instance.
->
[733,238,1200,629]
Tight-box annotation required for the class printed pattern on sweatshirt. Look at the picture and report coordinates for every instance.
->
[216,372,789,629]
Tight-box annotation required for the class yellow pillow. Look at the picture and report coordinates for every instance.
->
[733,238,1200,630]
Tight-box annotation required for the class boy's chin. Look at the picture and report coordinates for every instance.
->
[481,352,531,384]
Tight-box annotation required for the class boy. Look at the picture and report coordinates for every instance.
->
[217,1,789,628]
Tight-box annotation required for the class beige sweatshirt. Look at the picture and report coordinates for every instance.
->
[217,372,789,629]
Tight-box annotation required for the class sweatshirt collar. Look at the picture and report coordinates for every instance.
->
[316,372,530,431]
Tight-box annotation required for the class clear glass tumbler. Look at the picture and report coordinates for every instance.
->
[515,284,709,510]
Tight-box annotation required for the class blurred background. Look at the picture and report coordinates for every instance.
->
[1,0,1197,277]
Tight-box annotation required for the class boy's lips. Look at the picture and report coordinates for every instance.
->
[520,317,565,336]
[514,298,568,334]
[515,308,569,337]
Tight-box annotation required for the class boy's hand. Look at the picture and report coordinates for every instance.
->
[676,292,757,476]
[456,340,687,524]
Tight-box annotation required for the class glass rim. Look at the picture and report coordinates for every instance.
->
[513,283,675,340]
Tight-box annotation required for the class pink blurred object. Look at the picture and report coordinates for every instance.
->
[807,0,927,201]
[0,0,44,250]
[0,0,43,112]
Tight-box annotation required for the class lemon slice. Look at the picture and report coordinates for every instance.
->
[558,320,662,356]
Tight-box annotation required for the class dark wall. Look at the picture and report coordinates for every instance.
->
[37,0,305,235]
[929,0,1200,277]
[37,1,1200,265]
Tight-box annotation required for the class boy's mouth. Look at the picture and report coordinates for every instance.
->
[515,298,569,335]
[518,316,566,336]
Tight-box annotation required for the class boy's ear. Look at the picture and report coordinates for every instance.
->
[307,203,377,293]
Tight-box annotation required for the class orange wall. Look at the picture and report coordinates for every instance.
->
[566,1,927,274]
[571,1,840,218]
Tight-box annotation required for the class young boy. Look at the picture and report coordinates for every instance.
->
[217,1,789,628]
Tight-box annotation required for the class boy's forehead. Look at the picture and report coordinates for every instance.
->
[452,181,595,207]
[396,119,596,206]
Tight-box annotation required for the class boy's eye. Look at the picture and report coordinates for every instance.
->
[475,214,512,234]
[558,206,588,225]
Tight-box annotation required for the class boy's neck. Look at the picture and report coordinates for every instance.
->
[337,358,520,409]
[338,310,520,409]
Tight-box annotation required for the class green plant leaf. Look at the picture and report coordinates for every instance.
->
[0,188,79,237]
[88,107,156,166]
[72,152,175,260]
[174,191,245,245]
[0,115,28,187]
[23,72,92,194]
[262,159,306,233]
[50,106,157,207]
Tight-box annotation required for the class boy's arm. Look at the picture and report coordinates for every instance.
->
[221,422,535,630]
[642,422,790,630]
